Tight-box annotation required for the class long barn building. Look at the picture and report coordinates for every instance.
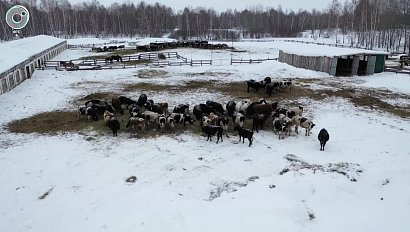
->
[277,42,389,76]
[0,35,67,95]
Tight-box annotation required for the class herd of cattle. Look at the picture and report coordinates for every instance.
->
[91,40,230,54]
[247,76,293,97]
[77,92,330,150]
[91,45,126,53]
[135,41,230,52]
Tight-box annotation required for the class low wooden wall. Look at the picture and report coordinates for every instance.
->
[278,50,332,74]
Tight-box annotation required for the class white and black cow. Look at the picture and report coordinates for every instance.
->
[158,114,166,133]
[233,112,246,127]
[288,106,304,117]
[169,113,193,127]
[235,100,251,115]
[280,79,293,93]
[125,117,146,132]
[273,117,292,139]
[166,115,175,131]
[85,106,98,121]
[294,116,315,136]
[173,104,189,114]
[141,111,160,128]
[103,110,114,125]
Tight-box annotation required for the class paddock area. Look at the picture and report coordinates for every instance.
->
[1,38,410,232]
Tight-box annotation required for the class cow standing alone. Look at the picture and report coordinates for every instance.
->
[318,128,329,151]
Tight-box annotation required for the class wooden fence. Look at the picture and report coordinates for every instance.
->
[40,51,181,70]
[230,58,277,65]
[278,50,333,73]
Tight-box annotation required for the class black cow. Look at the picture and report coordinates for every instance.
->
[202,125,223,143]
[252,114,268,133]
[118,96,136,107]
[111,55,123,62]
[206,101,224,114]
[173,104,189,114]
[318,128,330,151]
[266,82,280,97]
[107,118,120,137]
[108,46,118,51]
[146,104,165,115]
[218,115,229,137]
[90,103,114,115]
[111,98,124,115]
[136,94,148,107]
[105,57,113,64]
[158,53,166,59]
[234,126,254,147]
[193,104,211,120]
[226,100,236,117]
[85,99,103,107]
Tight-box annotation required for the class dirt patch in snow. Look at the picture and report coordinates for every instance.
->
[7,111,107,134]
[135,69,169,79]
[187,71,233,77]
[280,154,362,182]
[208,176,259,201]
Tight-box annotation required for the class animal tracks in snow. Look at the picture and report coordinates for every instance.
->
[280,154,362,182]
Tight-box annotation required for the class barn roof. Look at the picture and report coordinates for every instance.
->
[0,35,65,74]
[276,41,389,57]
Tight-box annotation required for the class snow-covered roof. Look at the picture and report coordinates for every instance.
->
[276,41,389,57]
[0,35,66,74]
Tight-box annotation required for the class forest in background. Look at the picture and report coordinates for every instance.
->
[0,0,409,53]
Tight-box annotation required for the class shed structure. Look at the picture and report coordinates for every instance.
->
[0,35,67,95]
[278,42,389,76]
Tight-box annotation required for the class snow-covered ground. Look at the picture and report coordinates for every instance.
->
[357,73,410,94]
[1,38,410,232]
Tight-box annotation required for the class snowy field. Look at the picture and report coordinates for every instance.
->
[1,38,410,232]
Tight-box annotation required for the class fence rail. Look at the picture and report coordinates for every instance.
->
[230,58,277,65]
[283,39,376,51]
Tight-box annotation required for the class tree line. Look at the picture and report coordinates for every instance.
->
[0,0,409,53]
